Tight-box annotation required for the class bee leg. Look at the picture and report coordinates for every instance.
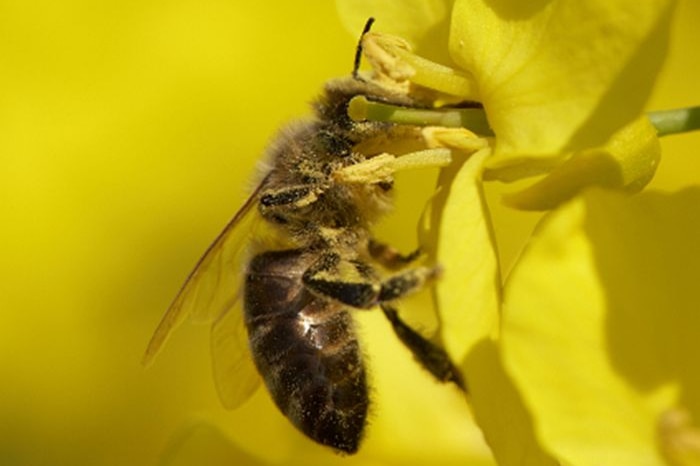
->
[381,304,466,391]
[259,184,324,210]
[302,253,439,308]
[376,265,441,302]
[368,239,421,270]
[257,183,326,224]
[302,253,382,309]
[302,256,463,388]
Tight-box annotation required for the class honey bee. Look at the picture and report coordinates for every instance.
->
[144,19,465,454]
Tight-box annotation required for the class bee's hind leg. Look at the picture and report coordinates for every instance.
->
[302,254,463,388]
[381,304,466,391]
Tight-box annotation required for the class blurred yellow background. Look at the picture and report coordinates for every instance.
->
[0,1,697,465]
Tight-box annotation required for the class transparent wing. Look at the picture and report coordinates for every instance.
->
[211,298,262,408]
[143,178,267,367]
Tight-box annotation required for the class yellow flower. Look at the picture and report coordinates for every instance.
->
[2,0,692,464]
[338,0,691,464]
[450,1,674,161]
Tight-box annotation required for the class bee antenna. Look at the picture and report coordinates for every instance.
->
[352,17,375,79]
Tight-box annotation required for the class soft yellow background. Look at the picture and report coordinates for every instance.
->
[0,1,697,465]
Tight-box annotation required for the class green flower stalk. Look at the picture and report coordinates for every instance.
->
[348,95,493,134]
[648,106,700,136]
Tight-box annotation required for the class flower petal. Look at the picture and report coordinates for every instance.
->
[501,187,700,464]
[466,341,561,466]
[500,116,661,210]
[428,148,559,465]
[450,0,675,165]
[430,148,500,363]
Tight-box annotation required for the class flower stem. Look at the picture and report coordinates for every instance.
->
[348,96,494,136]
[648,106,700,136]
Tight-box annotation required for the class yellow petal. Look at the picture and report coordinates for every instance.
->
[466,341,561,466]
[501,116,661,210]
[430,148,499,363]
[335,0,455,64]
[427,148,559,465]
[501,187,700,464]
[450,0,675,165]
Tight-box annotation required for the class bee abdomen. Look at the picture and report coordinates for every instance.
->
[245,250,369,454]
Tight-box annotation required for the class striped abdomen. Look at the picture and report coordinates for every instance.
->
[244,249,368,454]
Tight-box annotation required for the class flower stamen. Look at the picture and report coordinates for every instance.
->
[361,31,479,99]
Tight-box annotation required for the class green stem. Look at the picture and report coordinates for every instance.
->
[648,106,700,136]
[348,96,494,136]
[351,99,700,139]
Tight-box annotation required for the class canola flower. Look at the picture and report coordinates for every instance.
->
[338,0,700,465]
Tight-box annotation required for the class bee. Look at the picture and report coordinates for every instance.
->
[144,19,465,454]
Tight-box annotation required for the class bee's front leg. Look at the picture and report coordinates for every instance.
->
[259,184,324,210]
[257,183,327,224]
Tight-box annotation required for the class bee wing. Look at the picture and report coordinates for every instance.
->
[143,178,267,367]
[210,298,262,408]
